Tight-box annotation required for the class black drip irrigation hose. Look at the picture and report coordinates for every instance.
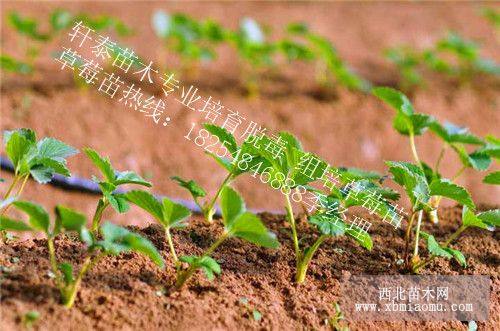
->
[0,156,210,215]
[0,156,275,216]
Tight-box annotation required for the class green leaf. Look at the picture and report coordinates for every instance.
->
[443,247,467,267]
[203,124,238,155]
[483,171,500,185]
[49,9,73,31]
[58,262,74,285]
[161,197,191,228]
[99,222,164,268]
[171,176,206,198]
[12,201,49,233]
[420,231,452,258]
[429,179,475,210]
[0,216,33,231]
[5,130,35,172]
[180,255,221,281]
[346,225,373,250]
[205,152,234,173]
[477,209,499,227]
[38,158,70,177]
[55,205,92,244]
[451,144,492,170]
[372,87,414,116]
[386,161,430,208]
[29,165,54,184]
[105,192,130,214]
[84,148,115,183]
[220,186,245,226]
[226,212,279,248]
[462,206,489,230]
[36,138,78,161]
[308,214,345,236]
[124,190,164,222]
[114,171,152,187]
[429,121,484,145]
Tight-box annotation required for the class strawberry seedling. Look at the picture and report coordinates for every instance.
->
[0,201,164,308]
[373,87,498,271]
[174,186,279,288]
[175,123,268,223]
[124,190,191,268]
[285,22,371,92]
[83,148,152,233]
[413,207,499,272]
[239,131,394,282]
[151,11,225,78]
[1,129,78,215]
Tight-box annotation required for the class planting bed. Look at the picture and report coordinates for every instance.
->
[1,1,499,331]
[1,206,499,330]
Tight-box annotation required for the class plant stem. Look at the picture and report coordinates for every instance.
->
[295,235,328,283]
[404,212,416,267]
[433,144,446,174]
[285,193,301,264]
[63,253,104,308]
[3,175,19,200]
[413,225,468,272]
[91,198,109,233]
[412,210,424,257]
[165,227,179,266]
[204,173,232,223]
[451,166,466,182]
[175,232,229,289]
[409,132,421,166]
[47,237,63,289]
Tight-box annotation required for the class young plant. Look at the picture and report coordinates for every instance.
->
[0,201,164,308]
[413,207,498,273]
[84,148,152,233]
[1,128,78,214]
[172,123,268,223]
[384,46,422,92]
[151,11,225,77]
[372,87,495,271]
[239,131,394,283]
[174,186,279,288]
[285,22,371,92]
[227,17,277,96]
[124,190,191,268]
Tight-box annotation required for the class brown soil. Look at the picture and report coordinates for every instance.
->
[0,206,499,330]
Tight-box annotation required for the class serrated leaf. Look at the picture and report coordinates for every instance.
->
[226,212,279,248]
[308,214,345,236]
[443,247,467,267]
[99,222,164,268]
[12,201,49,233]
[483,171,500,185]
[5,131,34,172]
[462,206,489,229]
[386,161,430,208]
[451,144,492,170]
[220,186,245,226]
[171,176,207,198]
[0,216,33,231]
[84,148,115,183]
[203,124,238,155]
[180,255,221,281]
[429,179,475,210]
[477,209,499,227]
[205,152,234,173]
[346,225,373,250]
[161,197,191,228]
[420,231,452,258]
[372,87,414,116]
[114,171,151,187]
[124,190,164,222]
[106,193,130,214]
[29,165,54,184]
[37,138,78,161]
[429,121,484,145]
[38,158,70,177]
